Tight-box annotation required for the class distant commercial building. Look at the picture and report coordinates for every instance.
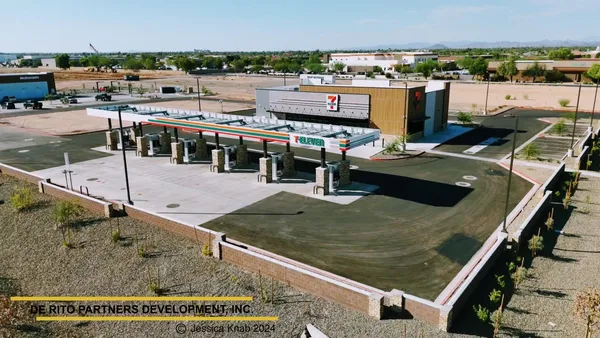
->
[255,79,450,138]
[41,58,57,68]
[488,59,600,82]
[0,54,17,63]
[328,52,438,72]
[572,46,600,58]
[0,72,56,100]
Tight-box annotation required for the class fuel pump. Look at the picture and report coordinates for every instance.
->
[146,133,160,156]
[223,145,237,171]
[327,161,341,192]
[182,139,197,163]
[271,152,284,182]
[117,128,132,150]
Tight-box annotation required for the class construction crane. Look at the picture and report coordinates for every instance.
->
[89,43,99,54]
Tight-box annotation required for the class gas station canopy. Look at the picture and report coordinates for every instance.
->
[88,105,380,152]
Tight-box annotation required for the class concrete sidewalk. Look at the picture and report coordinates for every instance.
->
[33,149,378,227]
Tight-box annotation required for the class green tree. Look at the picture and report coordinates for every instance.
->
[548,48,575,60]
[306,63,325,74]
[457,57,474,70]
[232,59,247,72]
[587,64,600,83]
[394,64,412,73]
[55,53,70,70]
[251,64,263,73]
[497,58,518,82]
[372,65,383,74]
[307,53,322,64]
[332,62,345,73]
[69,59,81,67]
[143,57,157,70]
[468,57,489,80]
[173,56,197,73]
[123,56,143,71]
[414,60,438,79]
[523,61,546,83]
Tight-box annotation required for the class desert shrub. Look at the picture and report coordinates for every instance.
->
[523,93,529,100]
[53,201,83,228]
[457,111,473,124]
[528,234,544,257]
[559,99,570,107]
[490,309,503,326]
[385,73,393,79]
[383,138,400,155]
[505,94,511,100]
[202,244,212,257]
[573,288,600,338]
[473,304,489,322]
[201,86,214,95]
[489,289,502,304]
[553,119,567,136]
[10,186,35,212]
[111,230,121,243]
[522,143,540,160]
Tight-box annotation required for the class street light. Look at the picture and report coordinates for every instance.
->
[484,75,490,115]
[196,77,202,111]
[219,99,223,113]
[570,83,583,154]
[502,114,519,233]
[118,107,134,205]
[590,81,599,131]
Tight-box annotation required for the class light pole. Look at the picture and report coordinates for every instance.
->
[219,99,223,113]
[484,75,490,115]
[196,77,202,111]
[118,108,134,205]
[570,83,583,154]
[502,115,519,234]
[590,81,598,131]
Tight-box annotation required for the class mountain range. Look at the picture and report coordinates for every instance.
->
[354,39,600,50]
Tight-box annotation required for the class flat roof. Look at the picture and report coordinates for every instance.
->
[87,104,380,152]
[0,72,52,77]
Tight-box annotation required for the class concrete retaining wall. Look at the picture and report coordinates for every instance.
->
[220,242,373,315]
[122,204,215,245]
[541,163,566,193]
[433,232,508,331]
[0,163,45,184]
[40,181,113,217]
[513,191,552,250]
[578,146,591,170]
[403,294,442,327]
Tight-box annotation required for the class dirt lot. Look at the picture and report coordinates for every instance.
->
[0,100,254,136]
[5,67,598,111]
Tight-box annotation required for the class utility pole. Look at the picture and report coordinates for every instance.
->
[196,77,202,111]
[570,83,582,155]
[590,81,598,131]
[484,76,490,115]
[502,115,519,233]
[118,108,134,205]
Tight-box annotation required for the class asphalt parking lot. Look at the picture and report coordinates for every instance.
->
[0,124,532,300]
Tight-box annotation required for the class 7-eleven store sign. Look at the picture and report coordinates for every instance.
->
[326,94,339,111]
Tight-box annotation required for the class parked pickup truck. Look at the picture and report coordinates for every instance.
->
[95,93,112,101]
[23,100,43,109]
[60,96,78,104]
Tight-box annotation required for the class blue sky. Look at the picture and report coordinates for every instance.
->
[4,0,599,52]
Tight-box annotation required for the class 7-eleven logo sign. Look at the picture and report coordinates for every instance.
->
[326,94,339,111]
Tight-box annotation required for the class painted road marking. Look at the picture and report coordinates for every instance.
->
[18,149,30,153]
[463,137,500,155]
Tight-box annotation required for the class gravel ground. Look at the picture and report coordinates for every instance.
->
[0,175,477,338]
[498,175,600,337]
